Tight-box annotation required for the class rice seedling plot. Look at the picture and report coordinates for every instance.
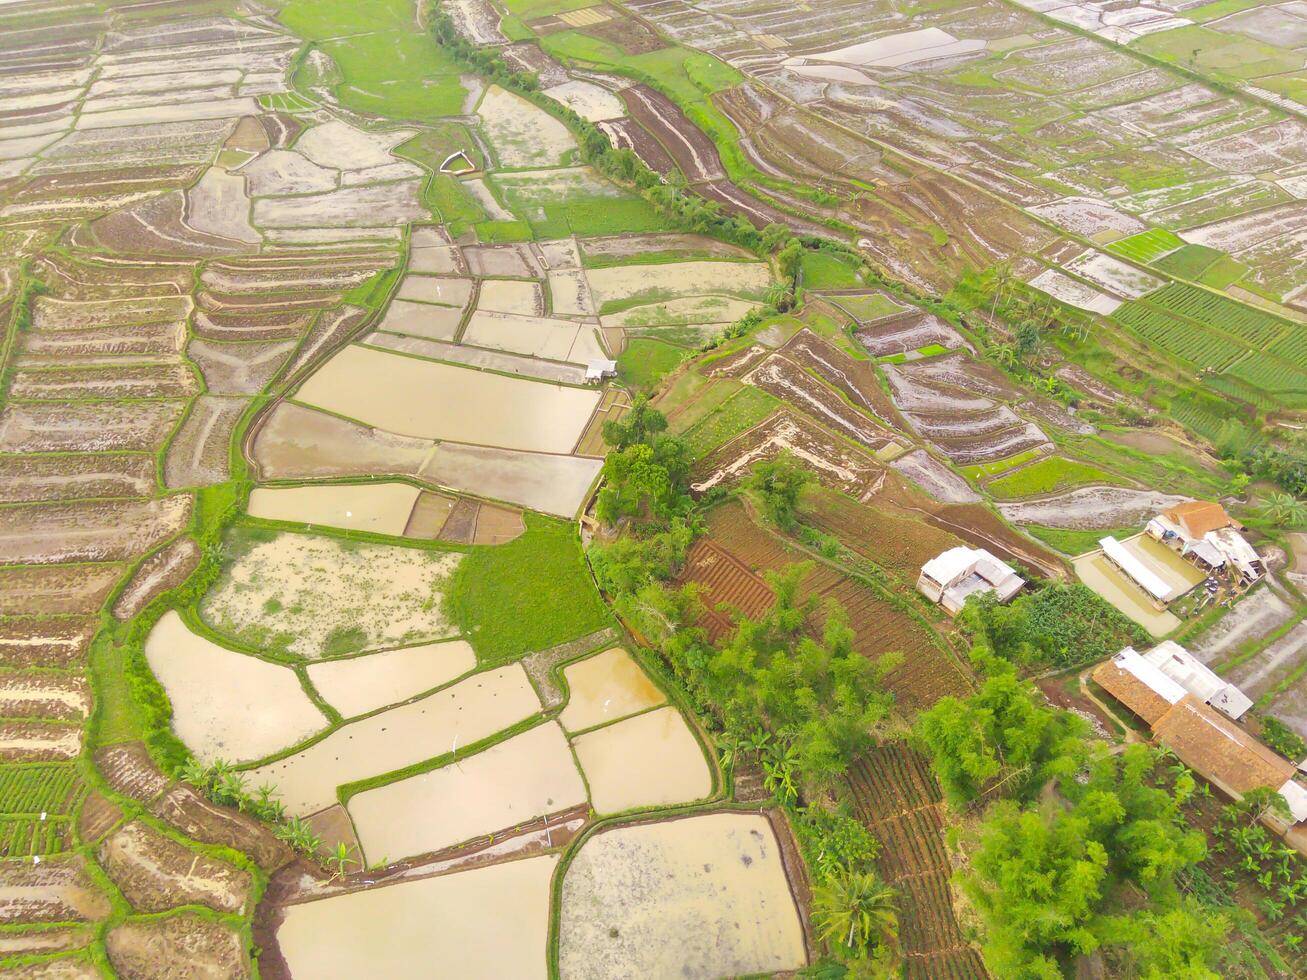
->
[558,814,807,979]
[1151,244,1225,280]
[1106,228,1185,264]
[200,527,461,659]
[678,385,779,457]
[0,764,81,815]
[145,612,328,764]
[985,456,1127,499]
[276,855,557,979]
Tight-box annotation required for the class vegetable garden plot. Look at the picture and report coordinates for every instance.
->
[847,744,987,979]
[680,502,971,711]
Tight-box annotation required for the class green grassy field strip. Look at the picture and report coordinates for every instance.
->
[961,448,1045,482]
[986,455,1129,500]
[1196,254,1248,290]
[680,385,779,458]
[445,515,613,665]
[1107,228,1185,264]
[617,338,685,391]
[1133,24,1304,82]
[1025,525,1140,557]
[798,250,863,290]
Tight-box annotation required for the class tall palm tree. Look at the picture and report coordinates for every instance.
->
[813,870,898,956]
[1260,492,1307,528]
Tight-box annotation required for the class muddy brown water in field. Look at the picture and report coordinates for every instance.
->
[571,706,712,814]
[559,647,665,732]
[558,813,807,980]
[275,854,556,979]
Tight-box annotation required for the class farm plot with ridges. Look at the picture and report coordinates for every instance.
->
[848,743,987,980]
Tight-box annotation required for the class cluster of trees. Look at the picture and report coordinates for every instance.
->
[916,668,1237,976]
[959,583,1147,672]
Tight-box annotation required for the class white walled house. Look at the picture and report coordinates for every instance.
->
[917,546,1024,616]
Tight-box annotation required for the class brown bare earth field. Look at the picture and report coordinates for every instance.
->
[112,536,201,621]
[94,743,171,804]
[0,618,100,669]
[0,454,157,504]
[149,785,292,873]
[0,496,191,565]
[107,914,251,980]
[0,564,125,617]
[99,821,253,914]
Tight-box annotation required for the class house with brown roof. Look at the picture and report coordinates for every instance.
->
[1094,649,1307,829]
[1146,501,1264,584]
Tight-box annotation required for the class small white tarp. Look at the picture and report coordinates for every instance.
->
[1279,779,1307,824]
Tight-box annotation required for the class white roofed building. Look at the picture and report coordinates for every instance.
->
[917,546,1024,616]
[1099,535,1179,607]
[1141,640,1253,720]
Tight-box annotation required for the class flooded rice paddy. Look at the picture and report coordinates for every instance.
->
[559,647,665,732]
[304,640,476,718]
[558,813,806,979]
[294,345,600,454]
[246,482,421,536]
[571,707,711,814]
[277,854,556,979]
[144,611,326,764]
[246,664,541,816]
[348,721,587,862]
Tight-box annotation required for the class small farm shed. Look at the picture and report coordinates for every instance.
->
[916,546,1023,616]
[586,359,618,383]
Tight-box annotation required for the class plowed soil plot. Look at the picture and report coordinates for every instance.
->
[99,820,252,914]
[691,411,882,499]
[678,502,970,711]
[112,537,201,621]
[0,565,125,617]
[7,364,199,400]
[623,84,723,183]
[0,858,111,924]
[855,312,969,357]
[164,395,247,488]
[0,496,190,565]
[744,354,899,453]
[0,454,156,504]
[597,118,677,176]
[698,181,834,237]
[107,914,250,980]
[799,487,963,581]
[0,401,184,453]
[0,618,99,670]
[848,744,987,980]
[931,502,1064,580]
[782,329,902,426]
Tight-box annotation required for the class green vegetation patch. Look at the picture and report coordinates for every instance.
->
[0,764,80,814]
[501,0,595,15]
[826,292,905,323]
[445,514,611,663]
[962,449,1045,482]
[1107,228,1184,264]
[1197,255,1248,290]
[680,385,779,458]
[564,198,673,236]
[279,0,415,38]
[986,456,1127,499]
[799,250,863,290]
[1026,525,1139,557]
[1133,25,1304,80]
[618,338,686,391]
[1151,243,1224,280]
[474,219,533,243]
[424,173,486,229]
[321,31,466,121]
